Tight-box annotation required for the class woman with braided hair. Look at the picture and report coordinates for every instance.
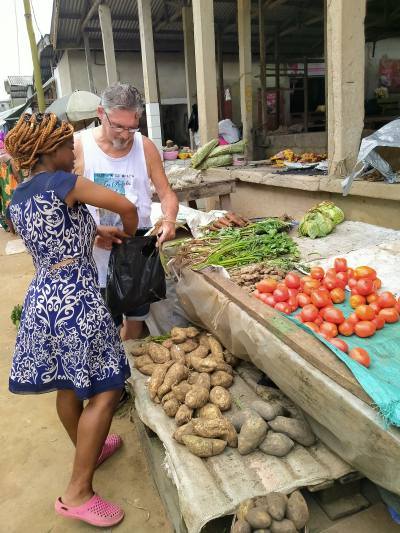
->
[5,112,138,528]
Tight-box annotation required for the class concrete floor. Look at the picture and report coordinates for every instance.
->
[0,229,172,533]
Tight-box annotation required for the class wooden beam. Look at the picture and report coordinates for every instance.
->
[238,0,254,158]
[98,3,118,85]
[82,31,95,93]
[259,0,268,135]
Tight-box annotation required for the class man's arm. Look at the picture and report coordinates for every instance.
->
[143,136,178,244]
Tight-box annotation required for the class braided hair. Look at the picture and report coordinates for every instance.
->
[5,113,74,171]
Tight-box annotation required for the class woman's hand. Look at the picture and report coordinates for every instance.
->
[95,225,130,250]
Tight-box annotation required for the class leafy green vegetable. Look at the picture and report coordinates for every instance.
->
[317,201,345,225]
[299,201,344,238]
[11,304,22,328]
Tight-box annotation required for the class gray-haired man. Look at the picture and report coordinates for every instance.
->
[74,83,178,340]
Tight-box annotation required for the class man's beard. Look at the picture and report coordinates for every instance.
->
[112,137,130,150]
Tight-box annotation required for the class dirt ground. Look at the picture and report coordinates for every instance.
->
[0,229,172,533]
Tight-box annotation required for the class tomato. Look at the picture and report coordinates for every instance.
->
[350,294,366,308]
[297,292,311,307]
[347,312,360,325]
[347,267,355,278]
[373,278,382,291]
[351,287,360,296]
[326,268,338,277]
[323,276,339,291]
[303,279,321,295]
[264,294,276,307]
[372,315,385,330]
[314,316,323,326]
[304,322,320,333]
[288,288,299,298]
[336,271,348,284]
[355,320,376,338]
[367,293,379,304]
[310,267,325,281]
[253,289,260,299]
[288,296,298,312]
[324,307,345,325]
[256,278,277,293]
[378,307,399,324]
[349,347,370,367]
[311,289,332,309]
[301,304,319,323]
[356,278,374,296]
[285,272,301,289]
[330,338,349,353]
[396,297,400,313]
[369,302,381,315]
[273,287,289,302]
[319,321,338,338]
[338,320,355,336]
[300,275,313,288]
[348,277,358,290]
[354,266,377,280]
[334,257,348,272]
[330,287,345,304]
[274,302,292,314]
[355,304,375,321]
[319,305,334,320]
[377,291,397,309]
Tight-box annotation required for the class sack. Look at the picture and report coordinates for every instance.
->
[105,236,166,316]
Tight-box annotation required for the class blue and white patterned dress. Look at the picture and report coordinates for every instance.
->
[8,171,130,399]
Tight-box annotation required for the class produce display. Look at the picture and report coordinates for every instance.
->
[270,148,326,167]
[229,261,289,293]
[191,139,246,170]
[232,490,309,533]
[298,201,344,239]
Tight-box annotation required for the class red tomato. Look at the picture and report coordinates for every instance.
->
[338,320,354,336]
[256,278,278,293]
[377,291,397,309]
[330,338,349,353]
[323,276,338,291]
[301,304,319,323]
[330,288,345,304]
[356,278,374,296]
[372,315,385,330]
[373,278,382,291]
[334,278,346,290]
[355,320,376,338]
[351,287,360,296]
[369,302,381,315]
[285,272,301,289]
[355,304,375,321]
[348,277,358,290]
[294,313,304,322]
[253,289,260,299]
[311,289,332,309]
[288,288,299,298]
[354,266,377,280]
[347,267,355,278]
[378,307,399,324]
[347,312,360,325]
[273,287,289,302]
[324,307,345,325]
[288,296,298,312]
[300,275,313,288]
[349,347,370,367]
[274,302,292,314]
[350,294,366,309]
[396,297,400,313]
[367,293,379,304]
[310,267,325,281]
[326,268,338,277]
[314,316,323,326]
[319,321,338,338]
[304,322,320,333]
[297,292,311,307]
[336,271,348,284]
[319,305,334,320]
[334,258,348,272]
[303,279,321,295]
[264,294,276,307]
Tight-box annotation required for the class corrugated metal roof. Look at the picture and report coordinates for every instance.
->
[7,76,33,87]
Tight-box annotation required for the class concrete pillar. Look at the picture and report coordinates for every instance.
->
[82,31,95,93]
[182,5,197,147]
[98,4,118,86]
[238,0,253,159]
[137,0,162,150]
[327,0,366,177]
[192,0,219,144]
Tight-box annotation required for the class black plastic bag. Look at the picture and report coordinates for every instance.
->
[105,235,166,317]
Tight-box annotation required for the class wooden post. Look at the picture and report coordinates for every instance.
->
[274,28,280,129]
[216,26,224,120]
[23,0,45,112]
[303,57,309,132]
[83,31,95,93]
[192,0,219,144]
[98,3,118,86]
[259,0,267,135]
[238,0,253,158]
[137,0,162,150]
[182,5,197,148]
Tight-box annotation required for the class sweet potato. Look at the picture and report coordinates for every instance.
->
[229,409,254,431]
[251,400,285,421]
[196,403,222,419]
[232,520,251,533]
[259,432,294,457]
[238,414,268,455]
[199,333,211,349]
[180,339,199,352]
[170,326,187,344]
[158,363,189,398]
[148,342,171,363]
[286,490,309,530]
[148,361,174,400]
[129,344,148,356]
[170,344,186,365]
[213,360,234,374]
[208,335,224,360]
[270,519,296,533]
[209,386,231,411]
[187,371,200,384]
[162,339,174,349]
[185,326,200,338]
[268,417,315,446]
[265,493,288,521]
[173,421,195,444]
[252,529,271,533]
[187,345,209,359]
[172,380,192,402]
[192,417,237,447]
[181,435,226,457]
[185,385,209,409]
[134,354,153,368]
[224,351,240,367]
[190,356,218,373]
[163,398,180,417]
[210,370,233,388]
[161,391,176,405]
[196,372,211,390]
[175,404,193,426]
[246,507,271,529]
[139,363,157,376]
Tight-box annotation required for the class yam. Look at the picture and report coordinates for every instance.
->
[192,417,237,447]
[224,351,240,367]
[179,339,199,352]
[251,400,286,421]
[163,398,180,417]
[187,371,200,385]
[161,391,176,405]
[175,404,193,426]
[185,385,209,409]
[253,530,271,533]
[185,326,200,338]
[170,344,186,365]
[162,339,174,349]
[209,386,231,411]
[208,335,224,360]
[237,499,255,521]
[286,490,309,530]
[259,432,294,457]
[238,414,268,455]
[213,360,234,374]
[246,507,272,529]
[148,361,174,400]
[196,403,222,419]
[196,372,211,390]
[139,363,157,376]
[170,326,187,344]
[270,519,296,533]
[199,333,211,349]
[148,342,171,363]
[157,363,189,398]
[130,345,147,356]
[181,435,226,457]
[172,381,192,402]
[268,417,315,446]
[265,493,288,521]
[187,345,209,359]
[190,356,217,373]
[210,370,233,388]
[229,409,254,431]
[173,421,195,444]
[134,354,153,368]
[232,520,251,533]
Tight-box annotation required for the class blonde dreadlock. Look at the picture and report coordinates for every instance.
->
[5,113,74,171]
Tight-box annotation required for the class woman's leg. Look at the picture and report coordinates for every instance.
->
[56,389,83,445]
[62,388,122,507]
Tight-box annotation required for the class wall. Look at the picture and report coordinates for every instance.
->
[365,38,400,100]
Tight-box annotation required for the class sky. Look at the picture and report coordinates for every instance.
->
[0,0,53,100]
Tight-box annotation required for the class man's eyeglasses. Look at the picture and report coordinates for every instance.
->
[103,110,139,134]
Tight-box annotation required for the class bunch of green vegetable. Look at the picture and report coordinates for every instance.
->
[191,139,246,170]
[299,201,344,239]
[11,304,22,328]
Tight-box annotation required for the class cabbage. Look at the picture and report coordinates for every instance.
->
[299,210,334,239]
[316,201,345,225]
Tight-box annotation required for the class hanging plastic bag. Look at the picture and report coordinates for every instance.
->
[105,236,166,317]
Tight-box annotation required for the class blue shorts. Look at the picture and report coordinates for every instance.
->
[100,289,150,328]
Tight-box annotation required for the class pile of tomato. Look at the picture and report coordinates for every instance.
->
[253,258,400,368]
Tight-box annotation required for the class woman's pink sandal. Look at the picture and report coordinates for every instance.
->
[96,434,122,467]
[55,493,124,527]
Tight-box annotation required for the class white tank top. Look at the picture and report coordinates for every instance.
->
[79,128,152,287]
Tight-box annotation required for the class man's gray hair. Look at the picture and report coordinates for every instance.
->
[101,83,144,117]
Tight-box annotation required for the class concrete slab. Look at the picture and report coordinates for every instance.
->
[321,503,400,533]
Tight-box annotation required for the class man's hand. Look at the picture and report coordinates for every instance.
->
[95,225,130,250]
[157,220,176,246]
